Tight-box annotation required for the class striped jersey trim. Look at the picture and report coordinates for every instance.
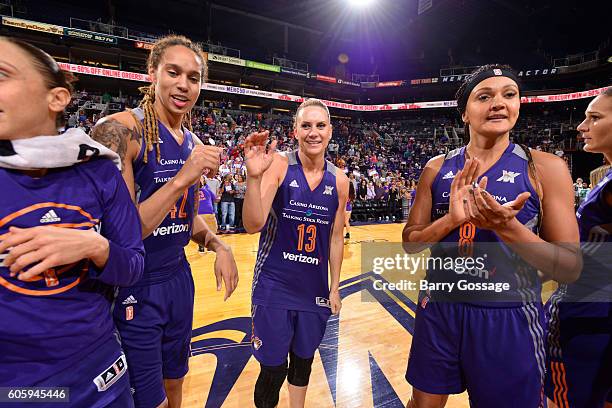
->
[251,209,278,299]
[519,302,546,386]
[546,285,567,360]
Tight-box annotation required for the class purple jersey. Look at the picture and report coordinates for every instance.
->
[547,169,612,352]
[0,159,144,386]
[131,108,197,284]
[545,170,612,407]
[564,169,612,301]
[198,183,215,215]
[577,169,612,241]
[429,143,542,304]
[252,151,339,313]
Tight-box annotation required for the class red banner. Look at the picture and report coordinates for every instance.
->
[57,63,150,82]
[316,74,337,84]
[376,80,404,87]
[134,41,154,50]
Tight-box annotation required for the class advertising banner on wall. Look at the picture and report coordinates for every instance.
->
[281,67,311,78]
[208,53,247,67]
[134,41,155,50]
[63,28,117,44]
[245,60,280,72]
[57,62,607,112]
[316,74,337,83]
[376,80,405,87]
[337,79,361,87]
[1,16,63,35]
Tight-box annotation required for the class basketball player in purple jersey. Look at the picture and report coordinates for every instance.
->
[243,99,349,408]
[91,35,239,408]
[0,37,144,407]
[402,65,582,407]
[546,88,612,408]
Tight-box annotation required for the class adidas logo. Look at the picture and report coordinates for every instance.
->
[442,171,455,180]
[496,170,520,183]
[122,295,137,305]
[289,180,299,188]
[40,210,61,223]
[323,185,334,195]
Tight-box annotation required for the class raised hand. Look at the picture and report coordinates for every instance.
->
[244,131,277,178]
[448,158,480,227]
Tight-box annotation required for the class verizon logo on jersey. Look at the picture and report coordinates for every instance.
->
[282,251,320,265]
[152,223,189,237]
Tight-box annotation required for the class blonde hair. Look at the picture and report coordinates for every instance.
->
[136,35,206,163]
[293,98,331,128]
[590,164,612,186]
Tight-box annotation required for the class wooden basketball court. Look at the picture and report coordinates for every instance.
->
[183,222,555,407]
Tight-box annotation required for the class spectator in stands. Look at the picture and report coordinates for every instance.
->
[366,181,375,200]
[401,188,413,221]
[574,177,585,207]
[348,173,358,194]
[206,175,221,224]
[219,174,236,232]
[577,181,591,204]
[388,183,401,220]
[374,180,385,200]
[358,178,368,200]
[234,174,247,231]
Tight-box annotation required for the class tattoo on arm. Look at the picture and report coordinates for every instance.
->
[90,119,140,172]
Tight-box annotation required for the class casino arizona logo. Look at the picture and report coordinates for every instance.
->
[0,202,97,296]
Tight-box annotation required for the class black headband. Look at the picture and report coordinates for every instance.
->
[457,68,520,114]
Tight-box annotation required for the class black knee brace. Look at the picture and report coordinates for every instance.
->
[287,351,314,387]
[254,362,287,408]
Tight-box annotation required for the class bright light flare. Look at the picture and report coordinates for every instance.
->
[347,0,376,9]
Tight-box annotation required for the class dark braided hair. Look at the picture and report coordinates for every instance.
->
[138,35,206,163]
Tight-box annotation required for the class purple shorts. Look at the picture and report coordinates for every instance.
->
[406,300,546,407]
[114,265,194,408]
[545,300,612,407]
[251,304,330,366]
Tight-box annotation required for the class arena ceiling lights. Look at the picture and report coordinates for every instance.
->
[346,0,376,9]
